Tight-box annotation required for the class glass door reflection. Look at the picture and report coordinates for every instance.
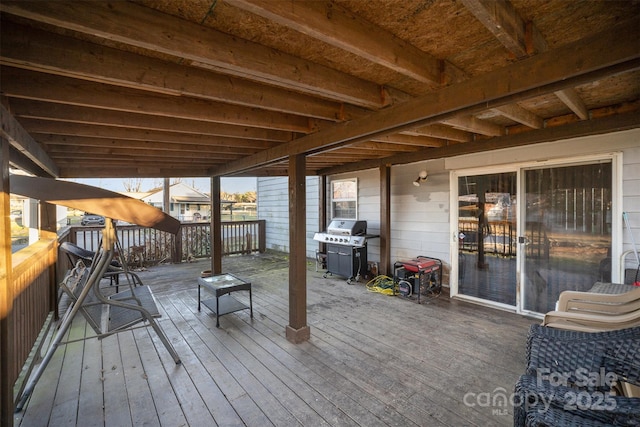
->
[458,172,518,306]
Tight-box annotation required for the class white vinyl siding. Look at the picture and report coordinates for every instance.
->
[257,128,640,286]
[257,176,320,258]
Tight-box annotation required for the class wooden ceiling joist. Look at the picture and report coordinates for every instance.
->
[403,125,473,143]
[492,104,544,129]
[21,119,279,149]
[554,89,590,120]
[7,100,294,142]
[210,16,640,176]
[441,115,504,136]
[0,103,58,177]
[0,21,354,122]
[370,134,444,147]
[0,68,317,133]
[460,0,544,59]
[225,0,444,86]
[0,1,637,180]
[0,1,391,109]
[461,0,592,122]
[38,136,268,155]
[319,110,640,176]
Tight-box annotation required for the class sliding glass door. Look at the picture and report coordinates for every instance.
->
[453,159,614,315]
[457,172,518,307]
[521,162,612,313]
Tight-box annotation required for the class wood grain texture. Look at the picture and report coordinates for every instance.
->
[15,252,533,426]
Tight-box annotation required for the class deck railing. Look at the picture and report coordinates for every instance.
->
[60,220,266,266]
[458,218,517,257]
[8,219,265,418]
[8,238,58,413]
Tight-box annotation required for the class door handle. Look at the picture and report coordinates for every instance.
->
[518,236,530,245]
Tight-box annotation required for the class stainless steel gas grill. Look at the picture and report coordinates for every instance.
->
[313,220,370,284]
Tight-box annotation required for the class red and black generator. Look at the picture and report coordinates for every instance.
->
[393,256,442,303]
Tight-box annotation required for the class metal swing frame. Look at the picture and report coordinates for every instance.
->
[16,219,181,412]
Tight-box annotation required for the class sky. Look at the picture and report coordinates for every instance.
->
[70,177,257,194]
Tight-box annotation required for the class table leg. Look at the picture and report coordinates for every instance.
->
[216,296,220,327]
[249,288,253,319]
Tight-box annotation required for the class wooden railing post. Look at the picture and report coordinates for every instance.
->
[1,138,15,426]
[40,202,58,315]
[259,220,266,253]
[173,228,183,263]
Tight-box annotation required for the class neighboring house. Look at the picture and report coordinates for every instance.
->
[258,129,640,318]
[141,182,212,222]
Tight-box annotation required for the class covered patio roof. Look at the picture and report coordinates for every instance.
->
[1,1,639,179]
[2,3,639,422]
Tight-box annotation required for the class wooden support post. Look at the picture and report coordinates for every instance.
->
[164,178,182,263]
[286,153,310,343]
[39,202,58,315]
[210,176,222,275]
[1,138,15,426]
[318,175,327,256]
[163,178,170,214]
[379,164,391,275]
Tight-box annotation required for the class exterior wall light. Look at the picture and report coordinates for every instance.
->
[413,170,428,187]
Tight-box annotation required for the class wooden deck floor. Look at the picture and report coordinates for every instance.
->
[15,251,537,427]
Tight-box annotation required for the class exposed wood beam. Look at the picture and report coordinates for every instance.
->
[7,145,52,177]
[404,124,473,143]
[9,99,293,142]
[209,17,640,176]
[320,110,640,176]
[0,103,58,177]
[307,149,377,159]
[462,0,589,120]
[1,68,316,133]
[493,104,544,129]
[56,164,215,178]
[226,0,443,86]
[22,120,278,149]
[554,89,590,120]
[350,141,421,153]
[0,1,390,109]
[48,152,233,164]
[461,0,543,58]
[40,137,265,156]
[47,152,240,164]
[370,134,444,147]
[0,21,353,121]
[441,116,504,136]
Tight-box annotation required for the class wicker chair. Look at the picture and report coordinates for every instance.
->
[514,325,640,427]
[604,338,640,398]
[515,374,640,426]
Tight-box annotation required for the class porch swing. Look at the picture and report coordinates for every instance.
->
[10,175,182,412]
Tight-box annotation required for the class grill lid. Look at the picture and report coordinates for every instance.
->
[326,220,366,236]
